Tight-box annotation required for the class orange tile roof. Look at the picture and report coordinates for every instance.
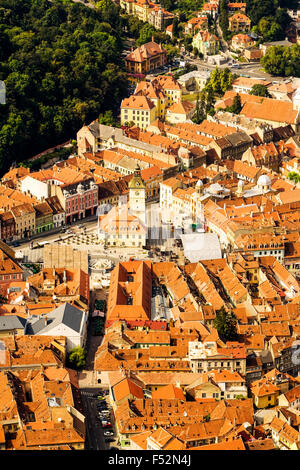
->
[121,94,155,111]
[107,261,152,322]
[113,377,144,402]
[126,41,166,63]
[167,101,195,115]
[250,379,280,397]
[152,384,185,400]
[193,436,246,450]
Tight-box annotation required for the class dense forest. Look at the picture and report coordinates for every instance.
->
[0,0,128,172]
[246,0,297,42]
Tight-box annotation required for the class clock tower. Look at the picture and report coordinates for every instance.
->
[128,165,146,225]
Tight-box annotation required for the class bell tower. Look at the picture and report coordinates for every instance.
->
[128,165,146,224]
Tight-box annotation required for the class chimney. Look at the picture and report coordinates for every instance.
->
[44,315,48,326]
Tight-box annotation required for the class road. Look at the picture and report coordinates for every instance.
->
[81,389,108,450]
[10,217,98,252]
[71,0,289,84]
[81,388,118,450]
[71,0,95,8]
[191,57,289,82]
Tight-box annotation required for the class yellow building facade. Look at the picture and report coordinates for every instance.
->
[121,95,156,128]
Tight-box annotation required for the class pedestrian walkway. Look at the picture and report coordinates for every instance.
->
[78,370,97,388]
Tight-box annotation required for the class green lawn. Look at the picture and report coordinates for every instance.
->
[182,92,198,102]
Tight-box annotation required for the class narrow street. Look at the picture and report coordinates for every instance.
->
[81,389,110,450]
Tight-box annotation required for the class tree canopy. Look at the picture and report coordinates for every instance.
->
[288,171,300,184]
[246,0,292,41]
[261,44,300,77]
[0,0,128,173]
[213,306,238,342]
[249,84,271,97]
[67,346,87,370]
[194,68,234,119]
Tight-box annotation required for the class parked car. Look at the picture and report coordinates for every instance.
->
[104,431,114,437]
[102,423,112,429]
[97,399,107,405]
[97,396,106,401]
[97,406,107,412]
[105,438,114,443]
[98,399,107,404]
[97,406,108,412]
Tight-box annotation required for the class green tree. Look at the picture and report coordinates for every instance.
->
[163,44,179,61]
[257,16,284,42]
[205,85,215,114]
[176,0,204,13]
[247,0,276,25]
[207,68,233,96]
[247,0,292,40]
[172,17,180,39]
[261,44,300,77]
[228,93,242,114]
[67,346,87,370]
[288,172,300,184]
[99,109,115,126]
[219,0,229,39]
[193,93,206,124]
[214,306,238,342]
[160,0,173,10]
[250,84,271,97]
[0,0,128,170]
[0,295,7,304]
[136,23,156,46]
[126,15,144,38]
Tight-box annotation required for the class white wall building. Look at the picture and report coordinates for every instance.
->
[25,303,88,351]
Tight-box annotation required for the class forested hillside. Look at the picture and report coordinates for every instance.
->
[0,0,128,172]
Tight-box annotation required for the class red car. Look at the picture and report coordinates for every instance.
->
[102,422,112,428]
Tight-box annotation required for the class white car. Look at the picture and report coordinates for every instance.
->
[104,431,114,437]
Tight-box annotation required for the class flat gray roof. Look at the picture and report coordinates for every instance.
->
[181,232,222,263]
